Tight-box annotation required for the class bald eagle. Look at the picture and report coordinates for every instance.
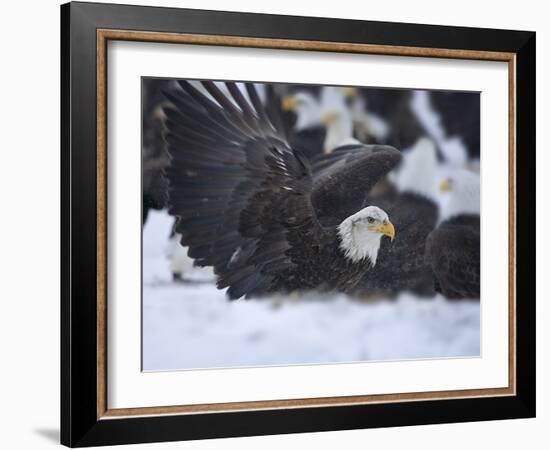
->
[340,87,391,144]
[281,87,356,155]
[271,88,326,161]
[163,81,400,299]
[426,169,480,299]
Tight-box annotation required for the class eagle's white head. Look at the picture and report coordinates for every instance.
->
[337,206,395,265]
[282,88,354,154]
[439,169,480,221]
[394,137,438,201]
[320,87,353,154]
[281,92,320,130]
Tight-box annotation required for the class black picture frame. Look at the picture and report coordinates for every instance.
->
[61,1,536,447]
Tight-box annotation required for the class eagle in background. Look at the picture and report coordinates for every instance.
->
[426,169,480,299]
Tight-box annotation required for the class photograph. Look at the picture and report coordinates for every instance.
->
[57,1,536,446]
[141,78,481,371]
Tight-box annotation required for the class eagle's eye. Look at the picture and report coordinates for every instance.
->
[367,217,375,224]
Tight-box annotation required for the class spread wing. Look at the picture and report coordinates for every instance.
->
[310,144,402,222]
[164,80,321,299]
[425,216,480,299]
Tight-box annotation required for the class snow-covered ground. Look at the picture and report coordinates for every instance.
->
[143,210,480,371]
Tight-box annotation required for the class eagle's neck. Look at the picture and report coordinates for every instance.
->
[337,220,381,266]
[395,137,438,202]
[324,114,353,154]
[295,97,321,130]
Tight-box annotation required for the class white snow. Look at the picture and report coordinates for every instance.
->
[142,210,480,371]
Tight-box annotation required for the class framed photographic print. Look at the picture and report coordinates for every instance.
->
[60,1,536,447]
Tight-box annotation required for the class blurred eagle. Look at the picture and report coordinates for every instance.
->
[426,170,480,299]
[163,81,401,299]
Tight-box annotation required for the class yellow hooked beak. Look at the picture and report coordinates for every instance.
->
[341,86,359,98]
[281,95,299,111]
[439,178,453,193]
[371,221,396,242]
[322,111,338,125]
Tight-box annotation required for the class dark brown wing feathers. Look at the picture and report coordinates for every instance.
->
[164,81,318,298]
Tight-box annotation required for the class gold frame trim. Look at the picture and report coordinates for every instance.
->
[96,29,517,420]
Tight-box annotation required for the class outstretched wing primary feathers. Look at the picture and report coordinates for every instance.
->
[164,81,320,298]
